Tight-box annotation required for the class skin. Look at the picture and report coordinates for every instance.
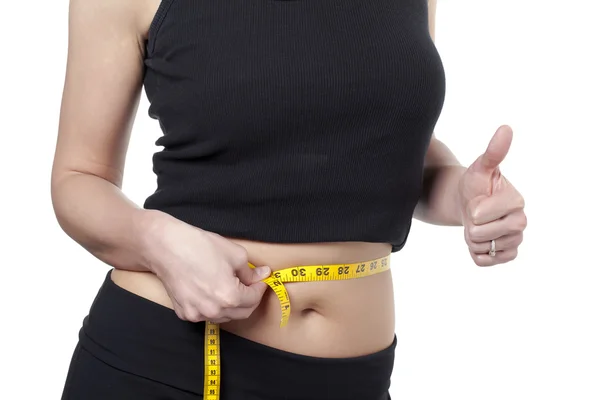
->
[51,0,526,359]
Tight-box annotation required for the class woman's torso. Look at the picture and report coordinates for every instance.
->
[109,0,445,358]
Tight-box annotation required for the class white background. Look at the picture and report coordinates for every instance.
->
[1,0,599,399]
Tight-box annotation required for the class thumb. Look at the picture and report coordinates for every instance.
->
[472,125,513,173]
[236,263,271,285]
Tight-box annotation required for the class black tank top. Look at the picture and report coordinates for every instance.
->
[142,0,446,252]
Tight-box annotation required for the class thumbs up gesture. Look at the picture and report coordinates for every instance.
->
[458,125,527,266]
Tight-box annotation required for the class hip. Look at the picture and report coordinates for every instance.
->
[110,238,396,357]
[63,271,395,400]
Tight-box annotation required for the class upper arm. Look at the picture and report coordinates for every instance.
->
[52,0,152,188]
[428,0,437,42]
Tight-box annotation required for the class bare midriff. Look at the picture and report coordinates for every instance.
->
[111,239,395,358]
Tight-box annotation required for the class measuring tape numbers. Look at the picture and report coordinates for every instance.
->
[203,254,391,400]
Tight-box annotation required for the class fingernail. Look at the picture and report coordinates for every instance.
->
[255,266,271,278]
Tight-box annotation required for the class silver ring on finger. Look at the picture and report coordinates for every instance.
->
[488,239,496,257]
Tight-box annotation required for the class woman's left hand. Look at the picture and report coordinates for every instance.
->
[458,125,527,267]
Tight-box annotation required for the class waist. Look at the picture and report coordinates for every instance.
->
[111,239,395,357]
[79,270,395,399]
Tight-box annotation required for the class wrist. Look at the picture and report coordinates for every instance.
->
[453,166,467,225]
[433,164,466,226]
[131,208,171,274]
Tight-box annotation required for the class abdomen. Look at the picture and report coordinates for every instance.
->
[111,239,396,357]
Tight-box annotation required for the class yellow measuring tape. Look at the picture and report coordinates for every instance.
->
[203,254,391,400]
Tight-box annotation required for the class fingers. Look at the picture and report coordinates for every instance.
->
[173,296,258,323]
[468,188,525,225]
[174,283,265,323]
[464,207,526,267]
[470,248,518,267]
[205,280,267,320]
[232,262,270,309]
[467,233,523,254]
[236,263,271,286]
[221,305,262,320]
[228,242,271,285]
[236,280,269,308]
[171,273,268,323]
[173,302,232,324]
[465,210,527,243]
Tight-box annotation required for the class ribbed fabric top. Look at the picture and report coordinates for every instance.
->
[142,0,446,252]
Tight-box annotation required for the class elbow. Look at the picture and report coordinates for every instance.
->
[50,167,92,234]
[50,168,78,236]
[50,164,121,226]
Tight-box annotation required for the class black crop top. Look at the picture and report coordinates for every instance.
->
[142,0,446,252]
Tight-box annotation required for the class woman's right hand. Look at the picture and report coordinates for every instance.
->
[138,210,272,323]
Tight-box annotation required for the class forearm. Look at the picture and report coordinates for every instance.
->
[414,137,466,226]
[51,172,165,272]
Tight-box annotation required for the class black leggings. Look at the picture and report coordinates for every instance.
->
[61,271,396,400]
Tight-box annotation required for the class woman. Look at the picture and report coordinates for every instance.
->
[53,0,527,399]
